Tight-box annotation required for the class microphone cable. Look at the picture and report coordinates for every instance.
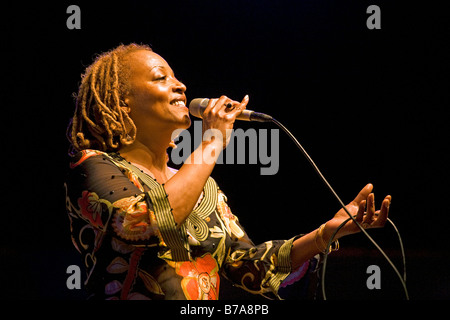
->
[321,217,407,300]
[270,117,409,300]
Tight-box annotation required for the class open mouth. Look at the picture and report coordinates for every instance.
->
[170,100,186,107]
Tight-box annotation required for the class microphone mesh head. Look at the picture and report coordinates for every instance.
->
[189,98,210,119]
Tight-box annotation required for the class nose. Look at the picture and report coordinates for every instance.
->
[173,78,187,94]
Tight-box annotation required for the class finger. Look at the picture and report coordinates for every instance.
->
[351,183,373,207]
[226,94,249,118]
[372,195,391,227]
[356,200,366,222]
[364,193,375,223]
[209,96,230,116]
[203,98,219,116]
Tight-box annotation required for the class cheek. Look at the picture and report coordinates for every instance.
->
[129,88,171,121]
[135,83,170,105]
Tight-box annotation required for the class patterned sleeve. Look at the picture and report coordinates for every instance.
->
[218,191,317,300]
[65,150,169,247]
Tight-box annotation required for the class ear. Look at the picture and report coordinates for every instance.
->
[121,97,131,114]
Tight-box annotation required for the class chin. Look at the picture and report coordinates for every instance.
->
[181,114,192,129]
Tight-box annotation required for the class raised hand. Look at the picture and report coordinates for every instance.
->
[324,183,391,241]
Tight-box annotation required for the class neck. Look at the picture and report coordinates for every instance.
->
[119,136,171,182]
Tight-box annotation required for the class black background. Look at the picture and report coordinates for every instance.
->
[2,1,449,302]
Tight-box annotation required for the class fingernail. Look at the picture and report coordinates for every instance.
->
[244,94,249,100]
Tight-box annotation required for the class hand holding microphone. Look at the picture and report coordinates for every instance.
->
[191,95,250,150]
[189,96,273,123]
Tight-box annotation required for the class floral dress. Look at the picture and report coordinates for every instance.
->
[64,149,318,300]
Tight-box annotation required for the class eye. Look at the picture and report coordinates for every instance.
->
[155,75,167,81]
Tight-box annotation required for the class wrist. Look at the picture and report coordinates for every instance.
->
[315,223,340,254]
[322,221,336,242]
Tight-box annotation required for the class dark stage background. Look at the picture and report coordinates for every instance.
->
[2,1,449,302]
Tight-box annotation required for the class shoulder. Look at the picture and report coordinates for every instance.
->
[69,149,107,169]
[69,149,131,182]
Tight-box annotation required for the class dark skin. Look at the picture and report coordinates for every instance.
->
[118,49,391,270]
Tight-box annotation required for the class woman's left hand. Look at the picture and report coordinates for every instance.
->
[323,183,391,241]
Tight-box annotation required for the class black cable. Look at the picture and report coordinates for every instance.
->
[387,218,407,283]
[321,217,351,300]
[321,217,407,300]
[271,118,409,300]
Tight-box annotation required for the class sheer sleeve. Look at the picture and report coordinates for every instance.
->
[217,190,317,299]
[64,150,172,247]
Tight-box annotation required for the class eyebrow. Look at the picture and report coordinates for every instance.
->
[150,65,175,77]
[150,65,166,71]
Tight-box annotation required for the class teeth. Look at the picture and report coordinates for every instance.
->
[171,101,185,106]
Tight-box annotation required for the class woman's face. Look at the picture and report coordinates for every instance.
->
[123,50,190,138]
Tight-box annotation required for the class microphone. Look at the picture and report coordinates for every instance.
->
[189,98,273,123]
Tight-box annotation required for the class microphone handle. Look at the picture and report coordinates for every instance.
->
[246,111,273,123]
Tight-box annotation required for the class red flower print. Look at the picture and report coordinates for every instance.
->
[70,149,103,168]
[173,253,220,300]
[111,195,158,241]
[78,191,111,229]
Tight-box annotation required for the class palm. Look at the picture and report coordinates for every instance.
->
[327,184,391,240]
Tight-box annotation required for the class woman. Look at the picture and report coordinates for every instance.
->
[65,43,391,300]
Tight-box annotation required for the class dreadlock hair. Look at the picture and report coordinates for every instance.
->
[67,43,153,155]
